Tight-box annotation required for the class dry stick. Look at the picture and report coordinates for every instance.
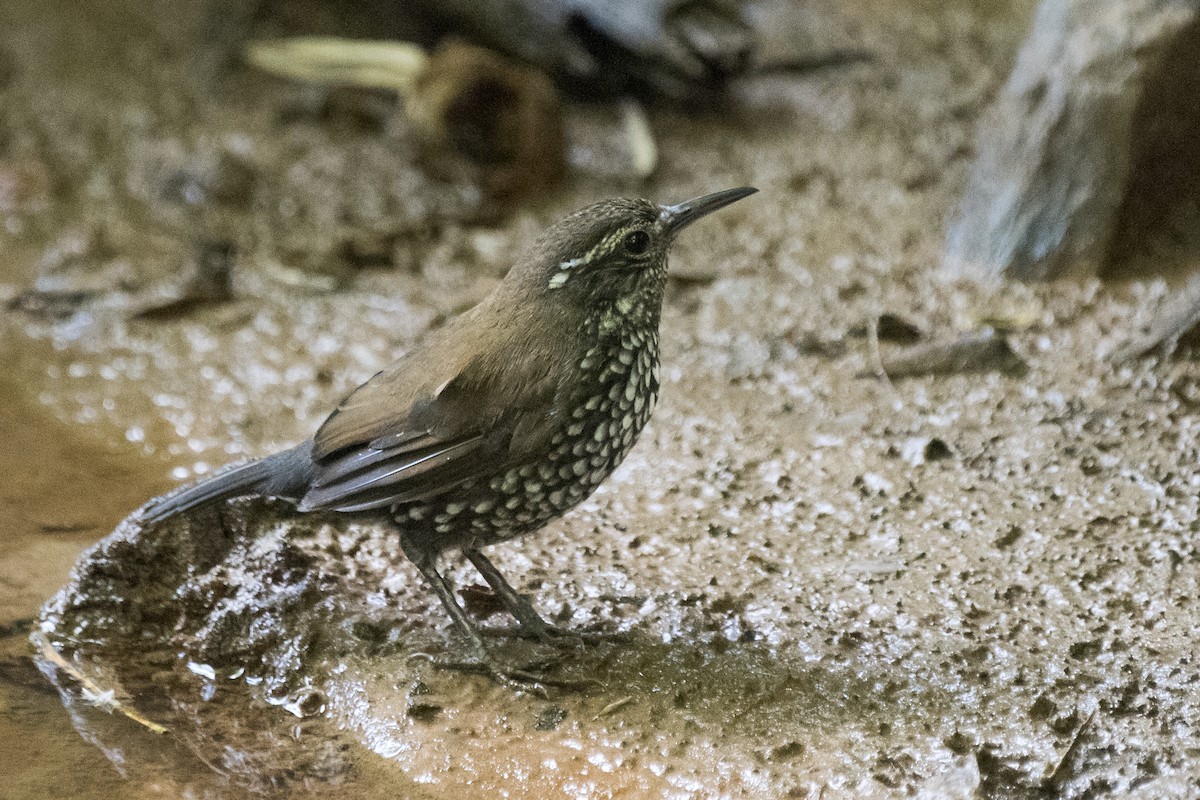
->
[1043,708,1097,791]
[32,632,169,735]
[246,37,427,94]
[872,328,1026,378]
[178,731,232,779]
[594,695,636,719]
[1111,271,1200,363]
[867,314,904,409]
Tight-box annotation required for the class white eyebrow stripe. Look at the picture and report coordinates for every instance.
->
[548,227,635,289]
[558,228,626,271]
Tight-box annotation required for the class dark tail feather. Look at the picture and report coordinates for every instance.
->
[138,444,312,524]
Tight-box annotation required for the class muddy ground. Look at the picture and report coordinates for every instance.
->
[3,0,1200,798]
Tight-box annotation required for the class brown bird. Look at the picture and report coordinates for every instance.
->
[140,186,756,688]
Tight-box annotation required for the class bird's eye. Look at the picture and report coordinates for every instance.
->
[622,230,651,256]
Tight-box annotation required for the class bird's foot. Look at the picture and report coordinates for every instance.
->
[462,550,626,649]
[481,588,627,647]
[483,618,629,648]
[410,651,599,697]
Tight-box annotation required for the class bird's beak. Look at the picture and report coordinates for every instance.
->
[659,186,758,236]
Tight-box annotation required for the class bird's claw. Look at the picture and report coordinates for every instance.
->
[410,651,600,696]
[483,620,629,649]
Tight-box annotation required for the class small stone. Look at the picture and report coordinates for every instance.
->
[534,706,568,731]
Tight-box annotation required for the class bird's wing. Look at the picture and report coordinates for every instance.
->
[300,334,562,513]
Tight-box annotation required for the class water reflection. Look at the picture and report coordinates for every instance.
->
[31,493,947,799]
[30,632,431,798]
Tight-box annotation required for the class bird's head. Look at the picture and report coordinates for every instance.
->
[509,187,757,324]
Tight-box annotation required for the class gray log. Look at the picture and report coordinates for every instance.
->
[943,0,1200,281]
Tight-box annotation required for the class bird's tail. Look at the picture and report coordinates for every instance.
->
[138,444,312,524]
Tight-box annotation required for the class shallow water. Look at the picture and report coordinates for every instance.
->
[0,377,169,616]
[0,380,173,798]
[0,378,438,799]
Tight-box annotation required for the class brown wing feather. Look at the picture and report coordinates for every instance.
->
[298,434,488,512]
[312,352,471,461]
[301,308,571,514]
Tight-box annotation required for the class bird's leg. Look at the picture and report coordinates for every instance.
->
[401,539,586,695]
[464,548,562,642]
[465,548,626,646]
[406,544,489,654]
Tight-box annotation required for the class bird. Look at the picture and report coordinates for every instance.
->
[139,186,757,688]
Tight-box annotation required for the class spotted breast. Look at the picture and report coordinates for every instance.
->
[396,316,661,554]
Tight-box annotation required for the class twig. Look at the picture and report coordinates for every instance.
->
[867,328,1027,379]
[32,632,168,735]
[1043,708,1097,791]
[593,695,635,719]
[1111,272,1200,364]
[867,314,903,410]
[247,37,427,94]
